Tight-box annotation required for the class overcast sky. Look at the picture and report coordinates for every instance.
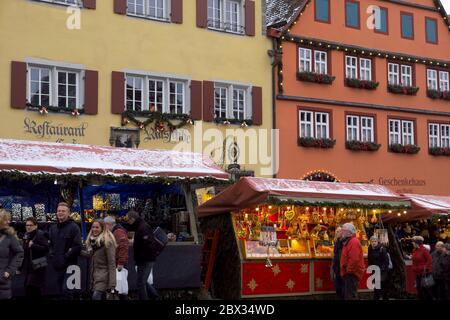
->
[443,0,450,15]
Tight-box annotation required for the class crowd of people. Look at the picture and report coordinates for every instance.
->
[0,202,163,300]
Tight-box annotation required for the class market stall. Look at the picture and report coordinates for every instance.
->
[382,193,450,295]
[198,177,410,299]
[0,138,228,296]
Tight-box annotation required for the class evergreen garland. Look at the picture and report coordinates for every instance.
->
[121,110,193,131]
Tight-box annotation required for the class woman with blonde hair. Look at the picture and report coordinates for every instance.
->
[0,209,24,300]
[85,219,117,300]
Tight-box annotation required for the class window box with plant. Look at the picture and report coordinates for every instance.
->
[389,143,420,154]
[297,71,335,84]
[429,147,450,156]
[426,69,449,100]
[345,78,379,90]
[298,137,336,148]
[346,140,381,151]
[387,84,419,95]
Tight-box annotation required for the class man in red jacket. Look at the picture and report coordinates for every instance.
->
[340,222,365,300]
[411,236,433,300]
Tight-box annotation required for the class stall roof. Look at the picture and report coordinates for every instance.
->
[0,138,228,180]
[382,193,450,223]
[198,177,409,217]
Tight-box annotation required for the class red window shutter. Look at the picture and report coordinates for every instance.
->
[11,61,27,109]
[114,0,127,15]
[190,80,202,120]
[245,0,255,36]
[171,0,183,24]
[111,71,125,114]
[84,70,98,115]
[196,0,207,28]
[202,81,214,122]
[83,0,96,9]
[252,86,262,125]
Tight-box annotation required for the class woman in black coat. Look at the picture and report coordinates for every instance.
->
[20,217,49,299]
[368,235,390,300]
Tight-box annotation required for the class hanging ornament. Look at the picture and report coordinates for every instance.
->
[71,108,80,117]
[39,106,48,115]
[139,122,145,130]
[186,118,194,125]
[241,121,248,128]
[122,118,130,126]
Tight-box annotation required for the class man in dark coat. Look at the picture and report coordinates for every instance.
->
[127,210,159,300]
[432,241,446,300]
[20,217,49,299]
[439,243,450,300]
[331,226,344,299]
[49,202,81,299]
[368,235,389,300]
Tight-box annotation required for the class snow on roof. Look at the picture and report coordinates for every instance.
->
[265,0,307,27]
[403,193,450,212]
[0,138,228,179]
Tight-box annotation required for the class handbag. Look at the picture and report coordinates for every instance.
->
[30,235,48,271]
[421,270,434,288]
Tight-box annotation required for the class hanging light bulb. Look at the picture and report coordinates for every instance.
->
[54,178,58,185]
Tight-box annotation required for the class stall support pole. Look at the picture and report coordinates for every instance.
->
[183,184,199,243]
[78,180,87,240]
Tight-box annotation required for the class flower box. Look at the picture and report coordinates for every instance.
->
[346,140,381,151]
[441,91,450,100]
[345,78,379,90]
[298,137,336,148]
[297,71,336,85]
[429,147,450,156]
[427,89,441,99]
[387,84,419,96]
[389,143,420,154]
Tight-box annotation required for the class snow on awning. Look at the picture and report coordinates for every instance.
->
[198,177,409,217]
[383,193,450,223]
[0,138,228,180]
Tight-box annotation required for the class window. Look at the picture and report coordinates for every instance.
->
[214,83,251,120]
[401,12,414,39]
[374,7,388,34]
[440,71,449,92]
[345,56,372,81]
[207,0,244,34]
[389,119,415,145]
[345,0,360,28]
[427,69,449,92]
[125,74,189,114]
[299,110,330,139]
[429,123,450,148]
[388,63,413,86]
[127,0,168,21]
[315,0,330,23]
[37,0,81,6]
[299,47,329,74]
[425,18,438,44]
[346,115,375,142]
[427,69,438,90]
[28,64,82,110]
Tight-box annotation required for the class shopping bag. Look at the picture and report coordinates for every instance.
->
[147,268,153,285]
[115,268,129,295]
[421,273,434,288]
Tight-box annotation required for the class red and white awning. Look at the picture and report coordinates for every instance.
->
[0,138,228,180]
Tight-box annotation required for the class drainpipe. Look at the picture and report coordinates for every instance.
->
[272,37,278,178]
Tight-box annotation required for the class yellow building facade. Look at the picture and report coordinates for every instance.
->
[0,0,274,177]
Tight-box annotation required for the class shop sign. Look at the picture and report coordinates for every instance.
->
[23,117,88,140]
[143,127,191,144]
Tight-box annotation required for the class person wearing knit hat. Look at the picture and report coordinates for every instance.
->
[340,222,365,300]
[412,234,433,300]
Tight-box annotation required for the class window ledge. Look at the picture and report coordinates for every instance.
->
[26,103,84,115]
[345,78,379,90]
[32,0,82,8]
[346,141,381,151]
[207,27,245,36]
[388,144,420,154]
[298,137,336,149]
[427,89,450,100]
[429,147,450,156]
[126,13,170,23]
[387,84,419,96]
[297,72,336,85]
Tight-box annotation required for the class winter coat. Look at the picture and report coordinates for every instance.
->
[112,224,129,267]
[440,253,450,281]
[412,244,432,275]
[0,228,24,300]
[20,229,49,288]
[49,219,81,271]
[131,218,158,265]
[432,250,444,280]
[87,241,117,292]
[332,238,344,277]
[368,244,389,281]
[340,234,365,280]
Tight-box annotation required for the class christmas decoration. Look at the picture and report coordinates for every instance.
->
[346,140,381,152]
[71,109,80,117]
[429,147,450,156]
[267,197,410,210]
[214,118,254,126]
[298,137,336,149]
[302,170,340,182]
[389,144,420,154]
[387,84,419,95]
[345,78,379,90]
[27,103,85,115]
[121,110,192,131]
[39,106,48,115]
[22,206,33,221]
[297,71,335,84]
[11,203,22,222]
[34,204,46,222]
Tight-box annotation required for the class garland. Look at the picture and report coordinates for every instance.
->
[429,147,450,156]
[387,84,419,96]
[213,118,253,127]
[345,78,379,90]
[389,144,421,154]
[266,197,411,210]
[346,140,381,152]
[303,172,338,182]
[121,110,193,131]
[296,71,335,84]
[26,103,84,116]
[298,137,336,148]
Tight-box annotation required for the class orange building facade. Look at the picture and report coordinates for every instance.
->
[267,0,450,195]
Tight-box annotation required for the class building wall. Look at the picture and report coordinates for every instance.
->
[0,0,274,176]
[274,0,450,194]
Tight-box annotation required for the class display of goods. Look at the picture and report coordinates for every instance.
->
[22,206,33,221]
[11,203,22,222]
[34,204,46,222]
